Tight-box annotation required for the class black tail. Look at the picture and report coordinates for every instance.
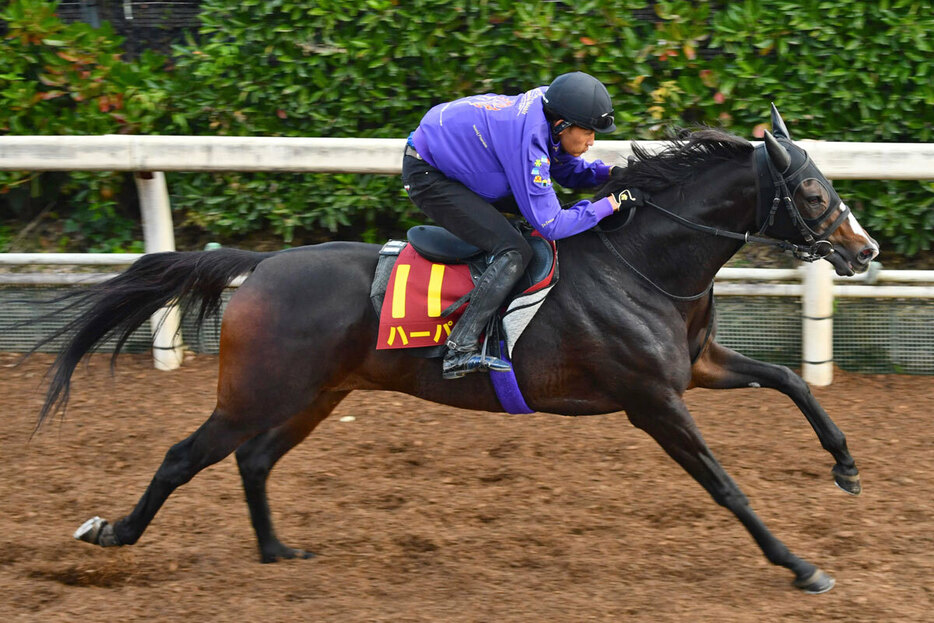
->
[33,248,277,429]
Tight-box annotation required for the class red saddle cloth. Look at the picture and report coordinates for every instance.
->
[376,244,476,350]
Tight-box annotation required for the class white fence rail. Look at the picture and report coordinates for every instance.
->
[1,135,932,382]
[2,135,933,178]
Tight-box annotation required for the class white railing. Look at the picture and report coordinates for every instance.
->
[3,135,933,177]
[1,136,932,382]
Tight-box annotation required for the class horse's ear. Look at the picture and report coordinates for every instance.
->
[770,102,792,140]
[764,130,792,172]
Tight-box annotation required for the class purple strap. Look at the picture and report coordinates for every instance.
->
[489,341,533,414]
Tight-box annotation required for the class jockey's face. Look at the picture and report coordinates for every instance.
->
[558,124,595,157]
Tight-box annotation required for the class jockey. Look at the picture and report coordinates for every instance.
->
[402,72,642,379]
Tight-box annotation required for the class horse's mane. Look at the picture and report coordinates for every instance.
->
[596,128,754,197]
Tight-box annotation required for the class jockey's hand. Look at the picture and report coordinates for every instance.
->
[611,187,645,212]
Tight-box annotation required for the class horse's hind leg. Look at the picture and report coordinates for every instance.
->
[75,406,267,549]
[235,390,349,563]
[691,341,860,495]
[625,392,835,593]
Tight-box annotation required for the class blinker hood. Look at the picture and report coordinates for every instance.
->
[754,136,845,243]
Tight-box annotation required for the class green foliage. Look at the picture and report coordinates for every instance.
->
[0,0,169,250]
[159,0,653,243]
[1,0,932,257]
[852,180,934,256]
[0,223,12,252]
[650,0,934,258]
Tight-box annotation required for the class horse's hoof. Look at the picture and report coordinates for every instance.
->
[74,516,122,547]
[832,466,862,496]
[260,543,316,563]
[74,516,106,543]
[792,569,836,594]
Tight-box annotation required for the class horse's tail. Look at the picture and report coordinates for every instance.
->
[33,248,277,429]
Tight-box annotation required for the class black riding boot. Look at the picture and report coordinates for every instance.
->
[442,250,524,379]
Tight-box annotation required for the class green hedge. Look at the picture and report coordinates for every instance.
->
[1,0,932,255]
[0,0,170,251]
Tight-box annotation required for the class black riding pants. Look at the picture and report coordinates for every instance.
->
[401,154,534,270]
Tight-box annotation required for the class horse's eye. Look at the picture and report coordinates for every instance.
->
[807,195,823,205]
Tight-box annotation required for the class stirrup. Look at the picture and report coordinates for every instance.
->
[442,350,512,380]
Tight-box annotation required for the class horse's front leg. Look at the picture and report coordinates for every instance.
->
[625,389,835,593]
[690,341,860,495]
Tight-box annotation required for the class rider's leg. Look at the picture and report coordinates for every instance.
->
[442,249,525,378]
[402,155,533,378]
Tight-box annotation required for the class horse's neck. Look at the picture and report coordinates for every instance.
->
[584,160,759,298]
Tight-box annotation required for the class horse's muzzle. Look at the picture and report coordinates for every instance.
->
[827,238,879,276]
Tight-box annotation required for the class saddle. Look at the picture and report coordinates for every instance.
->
[370,224,558,357]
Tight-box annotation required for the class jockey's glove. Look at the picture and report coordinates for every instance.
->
[611,187,646,212]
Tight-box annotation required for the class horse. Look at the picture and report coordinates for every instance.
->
[31,106,879,593]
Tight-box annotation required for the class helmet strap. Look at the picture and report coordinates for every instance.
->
[551,119,573,139]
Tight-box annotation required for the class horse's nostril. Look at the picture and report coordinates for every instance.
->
[858,248,876,264]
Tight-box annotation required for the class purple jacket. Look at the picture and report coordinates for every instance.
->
[410,87,615,241]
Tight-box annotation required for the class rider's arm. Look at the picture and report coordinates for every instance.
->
[549,152,612,189]
[507,141,618,240]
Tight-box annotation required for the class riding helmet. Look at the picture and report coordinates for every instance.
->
[542,72,617,133]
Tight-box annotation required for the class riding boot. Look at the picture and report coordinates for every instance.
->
[442,250,524,379]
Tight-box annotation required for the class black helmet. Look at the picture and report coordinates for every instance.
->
[542,72,616,133]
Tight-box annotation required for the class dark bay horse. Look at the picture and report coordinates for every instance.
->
[33,107,879,593]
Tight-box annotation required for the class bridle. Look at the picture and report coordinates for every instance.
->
[752,140,850,263]
[595,141,851,301]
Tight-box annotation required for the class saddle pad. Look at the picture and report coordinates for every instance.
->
[502,283,557,357]
[377,244,476,350]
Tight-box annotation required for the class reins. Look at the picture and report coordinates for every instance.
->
[596,228,713,301]
[595,143,851,302]
[595,216,718,364]
[594,197,776,302]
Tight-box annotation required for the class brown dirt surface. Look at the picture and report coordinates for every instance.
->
[1,352,931,622]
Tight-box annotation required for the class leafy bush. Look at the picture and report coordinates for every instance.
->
[160,0,653,244]
[1,0,932,257]
[639,0,934,257]
[0,0,170,251]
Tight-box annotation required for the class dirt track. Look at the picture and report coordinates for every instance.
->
[1,352,931,622]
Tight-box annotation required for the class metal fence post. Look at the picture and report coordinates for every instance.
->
[135,171,183,370]
[802,260,834,385]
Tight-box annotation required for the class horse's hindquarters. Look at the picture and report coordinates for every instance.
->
[216,243,380,421]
